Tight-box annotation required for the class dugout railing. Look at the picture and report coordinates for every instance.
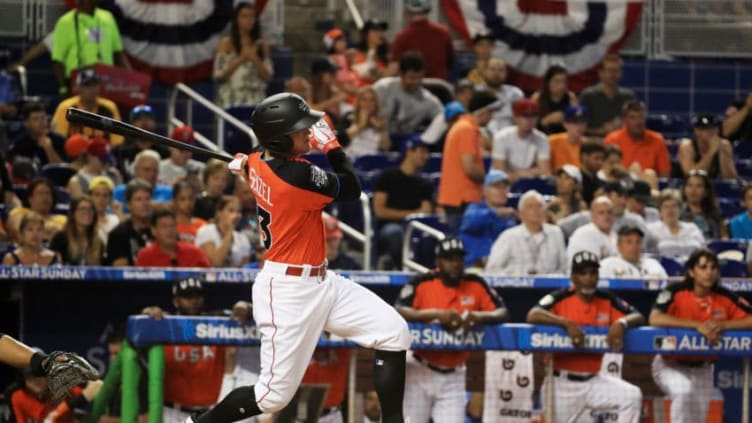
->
[104,317,752,423]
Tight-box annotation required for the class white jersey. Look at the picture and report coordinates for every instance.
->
[645,220,705,262]
[491,126,550,172]
[567,223,617,264]
[599,255,668,278]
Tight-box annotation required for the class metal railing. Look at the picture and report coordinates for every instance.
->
[323,192,374,271]
[167,82,258,152]
[402,218,446,272]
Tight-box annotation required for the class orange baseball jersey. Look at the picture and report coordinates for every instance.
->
[537,288,638,373]
[395,272,504,368]
[653,283,752,362]
[244,152,347,265]
[177,218,207,243]
[300,348,351,409]
[163,345,226,407]
[11,386,83,423]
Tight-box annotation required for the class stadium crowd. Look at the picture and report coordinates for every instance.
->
[1,0,752,422]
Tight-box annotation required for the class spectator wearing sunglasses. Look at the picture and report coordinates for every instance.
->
[676,113,737,180]
[680,170,727,239]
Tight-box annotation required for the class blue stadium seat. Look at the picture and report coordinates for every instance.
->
[353,153,401,172]
[719,197,743,219]
[54,187,70,205]
[708,239,749,261]
[511,177,556,196]
[733,140,752,157]
[646,114,691,139]
[483,156,491,171]
[40,164,76,187]
[713,180,744,200]
[506,193,521,210]
[406,214,448,269]
[12,185,26,200]
[657,178,682,190]
[356,170,380,194]
[420,172,441,193]
[666,141,680,159]
[423,153,444,174]
[736,160,752,178]
[223,105,255,155]
[719,259,747,278]
[659,256,684,277]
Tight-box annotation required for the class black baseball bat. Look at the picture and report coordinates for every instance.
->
[65,107,235,162]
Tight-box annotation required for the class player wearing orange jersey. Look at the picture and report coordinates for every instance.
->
[527,250,644,423]
[191,93,410,423]
[650,248,752,423]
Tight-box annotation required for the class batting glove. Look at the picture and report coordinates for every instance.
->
[228,153,248,177]
[309,119,341,154]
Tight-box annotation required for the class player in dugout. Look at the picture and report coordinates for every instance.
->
[527,250,644,422]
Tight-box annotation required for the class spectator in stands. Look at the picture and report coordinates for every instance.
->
[599,225,667,278]
[485,190,567,275]
[172,179,206,244]
[677,113,737,180]
[722,91,752,140]
[438,91,498,234]
[419,80,473,148]
[527,250,644,422]
[136,209,210,267]
[626,180,660,223]
[459,170,518,268]
[353,19,390,84]
[114,149,172,207]
[559,181,647,239]
[112,105,168,180]
[193,159,230,221]
[650,248,752,423]
[646,189,705,263]
[106,179,153,266]
[492,99,551,181]
[567,196,618,262]
[579,54,636,137]
[604,100,671,178]
[2,212,61,265]
[323,215,360,271]
[0,151,21,211]
[730,184,752,239]
[373,52,442,136]
[310,57,349,119]
[9,102,65,166]
[213,1,272,109]
[597,145,634,188]
[344,87,390,157]
[233,175,259,246]
[6,177,66,243]
[159,126,206,186]
[680,170,727,239]
[389,0,454,80]
[51,68,124,146]
[195,196,251,267]
[466,33,494,85]
[532,65,578,135]
[323,28,361,97]
[579,141,606,205]
[395,237,507,423]
[89,175,120,243]
[49,197,104,265]
[547,165,587,224]
[67,136,121,199]
[50,0,130,97]
[548,105,587,171]
[373,137,432,269]
[478,58,525,134]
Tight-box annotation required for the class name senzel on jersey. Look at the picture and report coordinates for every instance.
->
[195,323,260,340]
[409,327,486,347]
[249,167,272,206]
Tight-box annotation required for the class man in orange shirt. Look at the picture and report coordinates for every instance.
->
[527,250,644,423]
[549,105,587,170]
[650,248,752,423]
[395,237,507,423]
[438,91,498,234]
[604,100,671,178]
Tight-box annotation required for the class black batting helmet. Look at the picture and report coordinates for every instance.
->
[251,93,324,154]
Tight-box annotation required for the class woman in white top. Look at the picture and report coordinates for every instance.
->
[344,87,390,158]
[646,189,705,262]
[195,196,252,267]
[89,176,120,245]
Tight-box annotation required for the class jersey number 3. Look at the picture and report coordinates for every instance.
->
[257,205,273,250]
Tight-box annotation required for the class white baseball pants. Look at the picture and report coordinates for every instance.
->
[651,355,714,423]
[252,262,411,413]
[403,353,466,423]
[542,372,642,423]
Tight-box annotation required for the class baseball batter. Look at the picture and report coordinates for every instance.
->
[190,93,410,423]
[527,250,644,423]
[649,248,752,423]
[395,237,507,423]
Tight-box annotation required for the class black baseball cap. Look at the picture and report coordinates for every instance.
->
[627,180,652,204]
[693,113,719,128]
[172,277,205,297]
[468,90,499,113]
[435,237,466,258]
[363,19,388,32]
[473,33,494,44]
[617,224,645,238]
[76,67,100,86]
[602,181,626,195]
[571,250,600,272]
[311,56,338,74]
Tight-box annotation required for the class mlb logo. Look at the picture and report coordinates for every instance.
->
[653,336,677,351]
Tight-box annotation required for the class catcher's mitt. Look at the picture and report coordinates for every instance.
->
[43,351,99,399]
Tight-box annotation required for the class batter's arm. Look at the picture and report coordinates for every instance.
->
[327,148,361,201]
